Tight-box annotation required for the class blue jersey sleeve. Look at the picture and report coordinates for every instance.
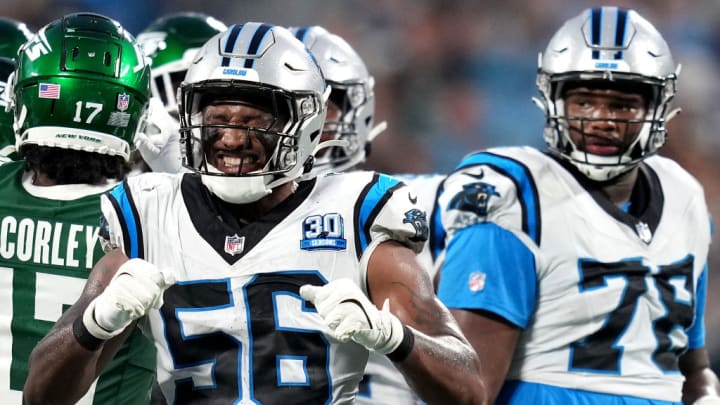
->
[436,222,537,328]
[687,265,708,349]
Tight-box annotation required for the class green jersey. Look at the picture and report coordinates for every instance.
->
[0,161,156,404]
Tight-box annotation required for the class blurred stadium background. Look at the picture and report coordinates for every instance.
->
[3,0,719,370]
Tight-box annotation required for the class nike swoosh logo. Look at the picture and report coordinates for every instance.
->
[408,192,417,204]
[463,168,484,180]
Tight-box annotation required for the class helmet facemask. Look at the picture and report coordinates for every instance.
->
[539,73,676,181]
[289,26,385,178]
[180,80,324,203]
[314,80,372,172]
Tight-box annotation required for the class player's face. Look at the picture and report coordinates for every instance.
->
[201,102,280,175]
[564,87,647,156]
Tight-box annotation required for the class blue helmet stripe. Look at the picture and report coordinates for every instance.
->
[614,8,629,60]
[244,23,273,69]
[221,24,244,67]
[590,7,602,59]
[455,152,541,244]
[294,27,309,43]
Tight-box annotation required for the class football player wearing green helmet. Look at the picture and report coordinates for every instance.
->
[137,12,227,120]
[0,13,156,405]
[0,17,33,162]
[132,12,228,174]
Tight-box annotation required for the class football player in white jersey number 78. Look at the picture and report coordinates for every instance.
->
[435,7,720,405]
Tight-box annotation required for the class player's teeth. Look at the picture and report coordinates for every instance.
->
[224,157,242,166]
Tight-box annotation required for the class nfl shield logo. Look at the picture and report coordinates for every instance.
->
[117,93,130,111]
[224,234,245,256]
[468,271,486,292]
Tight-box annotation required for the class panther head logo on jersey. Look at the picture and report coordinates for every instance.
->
[403,208,429,242]
[448,181,501,218]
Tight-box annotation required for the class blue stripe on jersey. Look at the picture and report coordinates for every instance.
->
[590,8,602,59]
[687,265,707,349]
[430,197,446,261]
[437,222,536,328]
[107,181,143,259]
[710,218,715,237]
[353,174,402,259]
[221,24,244,67]
[244,24,273,69]
[455,152,541,244]
[614,8,628,59]
[497,380,681,405]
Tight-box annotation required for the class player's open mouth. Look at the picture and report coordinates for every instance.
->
[214,153,262,174]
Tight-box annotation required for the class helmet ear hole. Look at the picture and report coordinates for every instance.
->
[303,155,315,174]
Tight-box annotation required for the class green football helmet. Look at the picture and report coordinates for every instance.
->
[0,17,33,160]
[136,12,227,119]
[11,12,150,161]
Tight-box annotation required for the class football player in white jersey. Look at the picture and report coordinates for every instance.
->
[290,26,448,405]
[362,171,446,405]
[24,23,486,405]
[434,7,720,404]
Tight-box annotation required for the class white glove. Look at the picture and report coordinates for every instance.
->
[299,278,405,354]
[694,396,720,405]
[83,259,176,340]
[134,97,182,173]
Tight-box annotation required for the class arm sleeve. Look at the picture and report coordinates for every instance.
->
[355,173,429,257]
[437,222,537,328]
[355,172,431,294]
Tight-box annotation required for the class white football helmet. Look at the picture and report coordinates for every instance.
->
[289,26,385,176]
[535,7,679,181]
[178,22,328,203]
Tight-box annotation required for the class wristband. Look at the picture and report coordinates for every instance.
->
[386,325,414,362]
[72,315,105,351]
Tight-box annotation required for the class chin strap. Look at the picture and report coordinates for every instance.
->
[367,121,387,142]
[312,138,350,156]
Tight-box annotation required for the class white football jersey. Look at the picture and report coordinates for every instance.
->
[436,147,710,403]
[356,173,444,405]
[100,170,428,404]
